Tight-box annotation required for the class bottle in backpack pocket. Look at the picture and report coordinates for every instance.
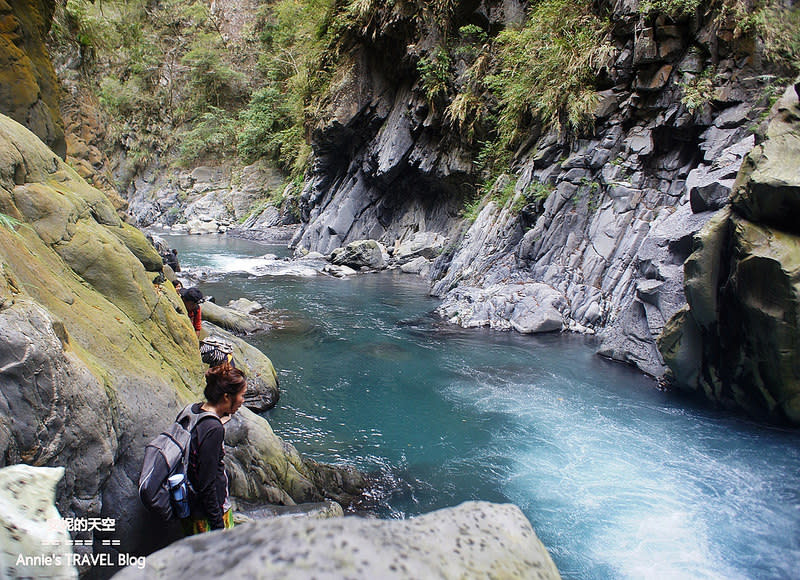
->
[168,473,190,519]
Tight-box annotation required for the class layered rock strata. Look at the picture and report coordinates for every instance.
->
[288,0,785,395]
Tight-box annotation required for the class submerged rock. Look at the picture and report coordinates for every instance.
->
[115,501,561,580]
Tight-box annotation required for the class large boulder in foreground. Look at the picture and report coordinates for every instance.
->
[115,501,561,580]
[0,114,363,566]
[0,465,76,579]
[660,82,800,423]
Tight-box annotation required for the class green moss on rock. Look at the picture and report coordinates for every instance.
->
[0,0,65,157]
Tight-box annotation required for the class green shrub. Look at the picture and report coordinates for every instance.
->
[238,87,292,162]
[679,68,715,112]
[527,182,554,203]
[488,0,613,146]
[182,34,248,112]
[639,0,703,17]
[178,107,237,164]
[418,48,453,105]
[244,0,338,176]
[60,0,112,56]
[444,91,483,139]
[756,2,800,74]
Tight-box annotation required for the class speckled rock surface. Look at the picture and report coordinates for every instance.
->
[114,501,561,580]
[0,465,76,579]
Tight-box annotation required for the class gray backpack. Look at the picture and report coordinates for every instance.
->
[138,404,217,520]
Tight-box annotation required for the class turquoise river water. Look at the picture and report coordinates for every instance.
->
[164,234,800,580]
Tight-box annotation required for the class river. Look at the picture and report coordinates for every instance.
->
[163,233,800,580]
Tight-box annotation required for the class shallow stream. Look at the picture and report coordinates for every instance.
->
[165,234,800,580]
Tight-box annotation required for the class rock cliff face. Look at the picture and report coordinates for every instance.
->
[287,0,792,416]
[660,82,800,423]
[0,114,362,565]
[0,0,65,158]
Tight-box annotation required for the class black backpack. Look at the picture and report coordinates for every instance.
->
[138,404,218,520]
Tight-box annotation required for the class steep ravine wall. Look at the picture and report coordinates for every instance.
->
[0,113,363,569]
[0,0,65,158]
[290,0,796,420]
[660,82,800,423]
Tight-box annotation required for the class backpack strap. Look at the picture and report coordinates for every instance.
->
[175,403,220,474]
[176,403,219,431]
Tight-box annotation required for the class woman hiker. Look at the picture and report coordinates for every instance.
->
[183,362,247,534]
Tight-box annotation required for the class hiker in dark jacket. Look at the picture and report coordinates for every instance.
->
[183,362,247,534]
[179,287,204,336]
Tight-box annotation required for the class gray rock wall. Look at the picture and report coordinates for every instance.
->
[292,0,779,383]
[659,82,800,423]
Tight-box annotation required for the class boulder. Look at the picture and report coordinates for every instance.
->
[660,82,800,423]
[114,502,561,580]
[224,407,364,506]
[731,82,800,235]
[330,239,387,269]
[0,114,363,567]
[201,322,280,412]
[0,465,76,579]
[226,297,265,315]
[400,256,432,277]
[201,300,268,335]
[438,283,566,334]
[393,231,446,263]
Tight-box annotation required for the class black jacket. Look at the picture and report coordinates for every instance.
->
[187,403,228,529]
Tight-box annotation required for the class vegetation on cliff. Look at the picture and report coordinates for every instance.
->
[49,0,799,207]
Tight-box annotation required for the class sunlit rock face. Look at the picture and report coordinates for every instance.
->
[660,82,800,424]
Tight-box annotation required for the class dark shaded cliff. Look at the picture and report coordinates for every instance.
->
[660,81,800,423]
[0,0,65,157]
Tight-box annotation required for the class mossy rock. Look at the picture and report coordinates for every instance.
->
[658,305,703,390]
[723,217,800,422]
[0,113,363,556]
[683,207,730,331]
[732,82,800,235]
[106,221,164,272]
[0,0,65,157]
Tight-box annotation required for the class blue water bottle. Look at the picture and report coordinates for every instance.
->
[168,473,190,518]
